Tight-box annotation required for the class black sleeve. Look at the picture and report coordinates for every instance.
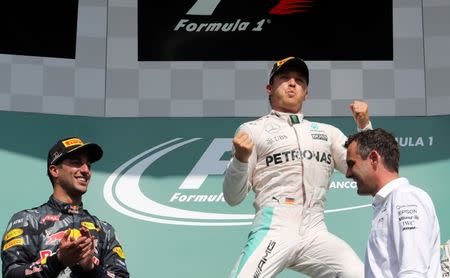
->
[1,211,65,278]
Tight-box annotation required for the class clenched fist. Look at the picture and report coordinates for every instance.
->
[349,100,370,129]
[233,131,254,163]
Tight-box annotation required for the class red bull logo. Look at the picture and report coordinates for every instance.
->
[40,214,60,224]
[45,231,66,245]
[45,229,81,245]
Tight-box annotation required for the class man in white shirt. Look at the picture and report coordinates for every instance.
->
[344,128,442,278]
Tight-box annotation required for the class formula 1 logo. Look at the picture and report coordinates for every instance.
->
[175,0,316,33]
[104,138,370,226]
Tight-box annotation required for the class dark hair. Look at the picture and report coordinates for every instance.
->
[344,128,399,172]
[47,163,62,187]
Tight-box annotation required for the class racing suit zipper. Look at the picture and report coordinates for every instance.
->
[289,115,307,208]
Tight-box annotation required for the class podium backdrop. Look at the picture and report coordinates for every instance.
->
[1,111,449,277]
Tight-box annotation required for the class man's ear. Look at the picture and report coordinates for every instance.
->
[266,84,272,95]
[48,165,59,179]
[369,150,379,166]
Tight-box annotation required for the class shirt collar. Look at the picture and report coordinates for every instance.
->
[48,195,84,215]
[372,177,407,207]
[270,110,304,122]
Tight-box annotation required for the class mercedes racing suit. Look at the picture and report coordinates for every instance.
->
[1,196,129,278]
[223,110,370,278]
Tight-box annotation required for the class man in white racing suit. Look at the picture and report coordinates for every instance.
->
[223,57,371,278]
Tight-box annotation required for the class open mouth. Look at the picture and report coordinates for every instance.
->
[76,176,88,185]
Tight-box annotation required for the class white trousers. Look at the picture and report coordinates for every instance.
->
[230,204,364,278]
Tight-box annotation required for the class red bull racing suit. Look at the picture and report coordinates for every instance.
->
[1,196,129,278]
[223,110,370,278]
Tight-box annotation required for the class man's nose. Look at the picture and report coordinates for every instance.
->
[80,163,90,172]
[345,169,352,179]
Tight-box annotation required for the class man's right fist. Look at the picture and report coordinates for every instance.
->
[233,131,254,163]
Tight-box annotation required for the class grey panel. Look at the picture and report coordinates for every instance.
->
[393,7,422,38]
[424,37,450,68]
[303,99,332,116]
[0,94,11,110]
[106,99,139,116]
[74,98,105,116]
[77,6,107,37]
[138,99,171,116]
[11,65,44,95]
[43,96,75,114]
[308,70,331,100]
[235,100,270,116]
[75,37,107,69]
[106,69,139,98]
[170,100,204,116]
[330,70,363,99]
[75,68,106,99]
[44,67,75,97]
[395,0,421,8]
[0,63,11,92]
[426,68,450,97]
[139,69,171,99]
[395,98,426,115]
[203,100,235,116]
[171,69,203,99]
[11,95,43,113]
[427,96,450,115]
[12,56,44,64]
[394,38,424,68]
[108,7,137,37]
[363,70,395,99]
[423,6,450,36]
[203,69,235,100]
[394,69,425,98]
[235,69,266,100]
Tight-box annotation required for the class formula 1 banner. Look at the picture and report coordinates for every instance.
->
[138,0,393,61]
[0,111,448,277]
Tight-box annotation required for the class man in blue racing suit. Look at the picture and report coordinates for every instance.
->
[1,137,129,278]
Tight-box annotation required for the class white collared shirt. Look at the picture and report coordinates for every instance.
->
[365,177,442,278]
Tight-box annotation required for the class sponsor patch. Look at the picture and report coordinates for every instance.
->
[62,138,83,147]
[284,197,295,205]
[3,237,25,250]
[311,133,328,141]
[45,231,66,245]
[4,228,23,241]
[40,214,60,224]
[45,229,80,245]
[69,229,81,239]
[397,205,419,231]
[254,240,276,277]
[264,123,281,134]
[81,221,100,231]
[113,246,126,259]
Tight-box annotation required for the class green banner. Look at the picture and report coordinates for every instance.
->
[1,111,449,277]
